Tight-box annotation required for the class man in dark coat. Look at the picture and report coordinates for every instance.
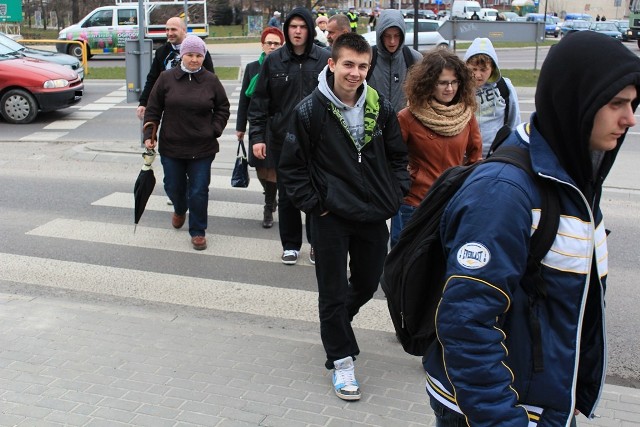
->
[248,7,331,266]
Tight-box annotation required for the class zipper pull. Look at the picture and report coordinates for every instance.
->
[358,152,362,163]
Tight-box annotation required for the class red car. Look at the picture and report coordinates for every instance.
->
[0,49,84,124]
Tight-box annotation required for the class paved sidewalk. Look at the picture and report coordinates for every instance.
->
[0,290,639,426]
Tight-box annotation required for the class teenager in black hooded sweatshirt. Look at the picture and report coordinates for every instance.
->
[422,31,640,427]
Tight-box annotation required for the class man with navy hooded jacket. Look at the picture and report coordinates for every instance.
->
[424,32,640,426]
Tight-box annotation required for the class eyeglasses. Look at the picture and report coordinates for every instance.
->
[437,80,460,89]
[263,41,281,47]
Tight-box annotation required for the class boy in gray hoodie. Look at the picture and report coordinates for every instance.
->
[464,37,521,157]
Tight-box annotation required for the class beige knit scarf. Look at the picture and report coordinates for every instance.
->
[409,99,473,137]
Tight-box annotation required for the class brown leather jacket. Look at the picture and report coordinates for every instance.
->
[398,107,482,207]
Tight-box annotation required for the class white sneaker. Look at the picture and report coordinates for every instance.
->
[281,250,299,265]
[332,356,360,401]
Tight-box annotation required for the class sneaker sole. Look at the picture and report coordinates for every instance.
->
[281,259,297,265]
[335,389,361,401]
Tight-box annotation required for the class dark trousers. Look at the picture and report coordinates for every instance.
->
[311,213,388,369]
[273,148,311,251]
[429,398,578,426]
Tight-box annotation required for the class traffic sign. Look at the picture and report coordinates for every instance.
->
[0,0,22,22]
[438,20,544,43]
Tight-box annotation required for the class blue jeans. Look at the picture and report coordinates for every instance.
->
[429,398,579,426]
[161,155,214,237]
[389,203,416,248]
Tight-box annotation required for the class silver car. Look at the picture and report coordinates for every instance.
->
[0,32,84,80]
[363,19,451,50]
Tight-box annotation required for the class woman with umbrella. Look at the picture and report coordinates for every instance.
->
[236,27,284,229]
[143,35,230,250]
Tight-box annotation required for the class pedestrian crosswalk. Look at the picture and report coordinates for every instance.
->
[0,160,396,334]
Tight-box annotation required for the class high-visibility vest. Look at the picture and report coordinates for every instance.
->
[347,11,358,30]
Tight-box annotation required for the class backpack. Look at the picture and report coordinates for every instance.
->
[366,45,416,82]
[380,143,560,373]
[495,77,510,126]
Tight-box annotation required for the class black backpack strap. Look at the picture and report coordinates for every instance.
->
[488,146,560,372]
[487,124,512,157]
[495,77,510,126]
[402,45,416,70]
[366,46,378,81]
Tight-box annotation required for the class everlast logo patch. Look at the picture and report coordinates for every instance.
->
[456,242,491,269]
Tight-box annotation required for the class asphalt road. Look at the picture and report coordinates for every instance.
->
[1,78,640,388]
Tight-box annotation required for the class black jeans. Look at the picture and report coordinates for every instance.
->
[273,148,311,251]
[311,213,388,369]
[429,397,579,426]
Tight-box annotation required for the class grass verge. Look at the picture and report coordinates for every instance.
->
[86,66,239,80]
[86,66,539,86]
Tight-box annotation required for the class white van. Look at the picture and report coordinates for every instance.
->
[56,0,208,60]
[451,1,482,20]
[479,8,499,21]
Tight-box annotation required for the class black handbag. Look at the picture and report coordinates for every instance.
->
[231,139,250,188]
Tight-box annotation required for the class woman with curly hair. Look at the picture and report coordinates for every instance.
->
[389,48,482,247]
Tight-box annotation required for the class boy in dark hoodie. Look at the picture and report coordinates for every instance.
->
[279,33,409,402]
[248,7,331,266]
[424,31,640,426]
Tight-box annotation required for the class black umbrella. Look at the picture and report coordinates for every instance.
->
[134,122,158,232]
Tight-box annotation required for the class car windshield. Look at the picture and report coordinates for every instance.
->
[0,33,26,52]
[0,43,22,55]
[574,20,590,28]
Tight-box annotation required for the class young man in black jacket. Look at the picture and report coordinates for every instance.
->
[248,7,331,266]
[136,17,215,120]
[279,33,409,401]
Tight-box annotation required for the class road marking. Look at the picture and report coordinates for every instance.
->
[43,120,86,130]
[94,96,126,104]
[92,192,275,222]
[80,103,116,111]
[27,218,295,264]
[20,132,68,141]
[0,252,394,333]
[65,111,103,119]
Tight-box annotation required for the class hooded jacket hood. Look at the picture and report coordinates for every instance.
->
[375,9,406,54]
[284,7,316,57]
[534,31,640,200]
[463,37,500,83]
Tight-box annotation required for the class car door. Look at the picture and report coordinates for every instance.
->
[80,8,115,53]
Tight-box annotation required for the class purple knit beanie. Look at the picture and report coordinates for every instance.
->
[180,35,207,57]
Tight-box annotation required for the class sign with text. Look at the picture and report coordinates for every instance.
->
[438,20,544,43]
[0,0,21,22]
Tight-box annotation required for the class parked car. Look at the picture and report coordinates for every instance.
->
[560,19,591,37]
[402,9,438,20]
[363,19,450,49]
[0,49,83,124]
[479,8,499,21]
[589,21,623,40]
[525,13,560,37]
[611,19,630,41]
[564,13,593,21]
[0,32,84,80]
[501,11,522,21]
[437,10,450,20]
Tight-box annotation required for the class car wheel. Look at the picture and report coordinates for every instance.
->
[0,89,39,124]
[67,42,90,61]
